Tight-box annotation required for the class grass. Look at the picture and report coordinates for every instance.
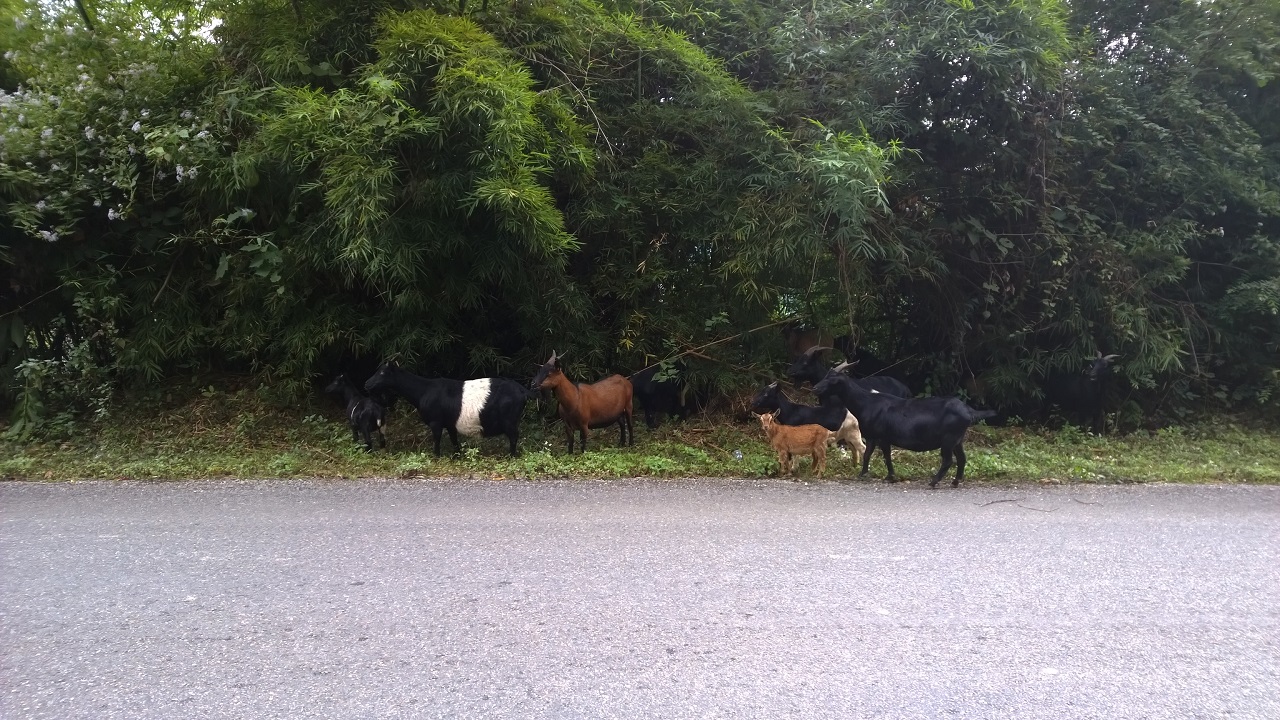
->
[2,385,1278,484]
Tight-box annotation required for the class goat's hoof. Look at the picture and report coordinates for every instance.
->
[952,480,961,488]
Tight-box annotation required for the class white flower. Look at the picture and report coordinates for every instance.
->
[93,199,101,207]
[83,126,95,140]
[195,130,210,140]
[131,121,141,133]
[39,230,57,242]
[3,51,14,61]
[140,109,150,118]
[107,208,120,220]
[14,18,26,31]
[35,200,46,211]
[41,128,52,139]
[50,162,61,171]
[180,110,193,120]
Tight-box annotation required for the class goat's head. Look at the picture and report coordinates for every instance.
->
[1086,352,1120,381]
[324,374,348,395]
[750,382,783,413]
[364,361,398,393]
[813,364,856,401]
[757,411,776,433]
[785,345,832,386]
[531,351,564,390]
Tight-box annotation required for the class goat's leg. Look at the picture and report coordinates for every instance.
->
[564,424,575,454]
[579,427,589,454]
[446,427,462,455]
[617,416,627,447]
[361,427,374,453]
[930,446,954,488]
[625,410,634,446]
[351,424,360,443]
[860,438,877,477]
[377,429,387,449]
[952,444,967,487]
[882,442,897,483]
[506,429,519,457]
[429,423,445,457]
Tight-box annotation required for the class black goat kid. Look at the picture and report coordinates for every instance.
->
[364,361,528,456]
[814,364,996,488]
[325,374,387,452]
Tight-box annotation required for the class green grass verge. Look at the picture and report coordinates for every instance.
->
[2,389,1278,484]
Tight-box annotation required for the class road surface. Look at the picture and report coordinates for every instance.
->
[2,479,1277,719]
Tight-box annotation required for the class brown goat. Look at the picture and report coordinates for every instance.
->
[759,412,827,477]
[532,351,634,453]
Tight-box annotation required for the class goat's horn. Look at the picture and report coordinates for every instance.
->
[805,345,833,355]
[1102,354,1120,362]
[834,361,852,373]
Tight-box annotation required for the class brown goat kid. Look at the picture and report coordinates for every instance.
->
[759,412,828,478]
[532,351,634,453]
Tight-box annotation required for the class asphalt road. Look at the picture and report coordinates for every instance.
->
[1,479,1277,719]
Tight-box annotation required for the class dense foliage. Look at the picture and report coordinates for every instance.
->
[2,0,1278,437]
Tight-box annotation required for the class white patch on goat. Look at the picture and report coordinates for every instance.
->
[456,379,491,436]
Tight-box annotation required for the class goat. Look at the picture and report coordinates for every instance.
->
[631,362,689,430]
[786,345,911,398]
[751,381,851,433]
[531,351,634,453]
[814,363,997,488]
[325,374,387,452]
[1042,352,1120,434]
[759,412,827,477]
[363,361,528,456]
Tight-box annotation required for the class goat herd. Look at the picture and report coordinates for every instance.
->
[323,343,1052,488]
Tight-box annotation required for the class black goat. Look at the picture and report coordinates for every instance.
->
[364,361,529,456]
[786,346,912,397]
[325,374,387,452]
[814,364,996,487]
[750,382,853,433]
[631,363,689,430]
[1042,352,1120,434]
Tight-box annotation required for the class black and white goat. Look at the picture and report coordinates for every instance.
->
[364,361,528,456]
[325,374,387,452]
[814,363,996,488]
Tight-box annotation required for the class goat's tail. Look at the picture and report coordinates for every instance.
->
[971,409,999,422]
